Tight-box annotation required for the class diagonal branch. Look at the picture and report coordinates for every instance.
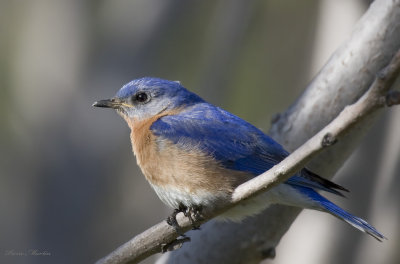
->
[160,1,400,263]
[95,48,400,264]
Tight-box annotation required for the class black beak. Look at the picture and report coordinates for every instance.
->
[92,99,118,108]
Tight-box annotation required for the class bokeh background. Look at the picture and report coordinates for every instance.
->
[1,1,399,264]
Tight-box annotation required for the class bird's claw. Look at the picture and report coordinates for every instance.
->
[166,205,204,231]
[184,205,203,230]
[166,209,181,232]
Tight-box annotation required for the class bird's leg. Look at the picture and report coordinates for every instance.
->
[166,208,182,231]
[166,204,203,231]
[166,203,188,232]
[184,205,203,230]
[164,205,193,252]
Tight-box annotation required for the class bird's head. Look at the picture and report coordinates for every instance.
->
[93,77,203,122]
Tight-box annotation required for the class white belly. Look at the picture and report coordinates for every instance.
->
[150,182,318,221]
[150,183,230,210]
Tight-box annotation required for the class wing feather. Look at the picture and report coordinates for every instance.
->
[151,103,347,196]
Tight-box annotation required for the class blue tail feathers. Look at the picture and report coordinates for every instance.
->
[299,187,386,241]
[320,198,386,241]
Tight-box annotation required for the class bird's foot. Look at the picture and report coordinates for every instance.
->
[166,205,204,231]
[166,209,181,232]
[184,205,203,230]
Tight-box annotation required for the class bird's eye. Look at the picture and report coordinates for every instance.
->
[134,92,150,103]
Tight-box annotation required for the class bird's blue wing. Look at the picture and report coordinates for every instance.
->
[152,103,286,172]
[151,103,347,195]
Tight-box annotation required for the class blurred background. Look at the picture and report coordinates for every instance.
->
[1,0,399,264]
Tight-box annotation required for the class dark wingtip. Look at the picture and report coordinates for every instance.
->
[303,168,350,194]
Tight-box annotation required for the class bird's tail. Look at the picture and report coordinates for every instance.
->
[301,188,386,241]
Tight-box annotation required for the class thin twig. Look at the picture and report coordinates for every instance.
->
[96,49,400,264]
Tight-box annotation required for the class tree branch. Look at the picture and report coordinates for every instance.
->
[95,46,400,264]
[159,1,400,263]
[95,1,400,263]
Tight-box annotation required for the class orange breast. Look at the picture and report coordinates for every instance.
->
[126,113,252,198]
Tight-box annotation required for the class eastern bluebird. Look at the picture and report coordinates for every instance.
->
[93,77,384,240]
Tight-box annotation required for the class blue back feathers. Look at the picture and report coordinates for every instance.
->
[151,103,288,174]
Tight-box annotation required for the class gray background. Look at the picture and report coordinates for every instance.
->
[1,1,398,264]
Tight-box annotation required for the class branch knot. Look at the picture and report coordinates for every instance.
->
[386,90,400,106]
[321,133,337,147]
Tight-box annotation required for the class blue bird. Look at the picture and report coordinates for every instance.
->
[93,77,385,241]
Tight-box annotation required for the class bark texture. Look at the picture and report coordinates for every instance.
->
[158,0,400,263]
